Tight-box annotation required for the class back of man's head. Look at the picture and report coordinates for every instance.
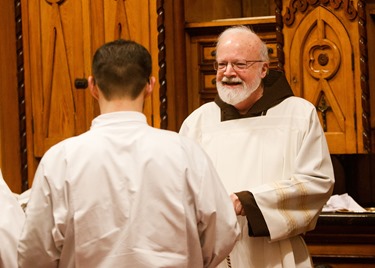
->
[92,39,152,100]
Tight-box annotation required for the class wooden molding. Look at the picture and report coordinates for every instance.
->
[157,0,167,129]
[15,0,29,191]
[283,0,358,27]
[358,0,371,152]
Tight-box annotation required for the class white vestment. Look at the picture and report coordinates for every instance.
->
[180,97,335,268]
[0,170,25,268]
[18,111,240,268]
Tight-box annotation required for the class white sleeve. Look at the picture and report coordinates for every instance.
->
[17,148,66,268]
[253,108,335,241]
[0,170,25,268]
[189,144,240,268]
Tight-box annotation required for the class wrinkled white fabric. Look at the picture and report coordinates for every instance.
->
[0,170,25,268]
[180,97,335,268]
[18,111,240,268]
[323,193,366,212]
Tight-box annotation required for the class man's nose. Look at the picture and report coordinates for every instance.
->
[223,63,236,76]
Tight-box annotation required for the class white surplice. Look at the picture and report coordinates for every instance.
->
[180,97,335,268]
[18,111,240,268]
[0,170,25,268]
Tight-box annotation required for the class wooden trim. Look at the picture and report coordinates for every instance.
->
[0,0,22,193]
[171,0,188,130]
[275,0,285,71]
[185,16,276,28]
[358,0,371,152]
[158,0,187,131]
[157,0,167,129]
[15,0,29,191]
[185,16,276,36]
[283,0,358,27]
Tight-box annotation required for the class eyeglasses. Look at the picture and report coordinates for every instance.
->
[213,60,264,72]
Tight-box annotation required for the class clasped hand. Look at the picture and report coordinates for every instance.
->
[230,193,245,216]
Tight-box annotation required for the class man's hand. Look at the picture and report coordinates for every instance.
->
[230,193,245,216]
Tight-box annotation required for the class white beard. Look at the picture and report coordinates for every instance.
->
[217,75,262,106]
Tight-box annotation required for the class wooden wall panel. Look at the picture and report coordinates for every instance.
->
[286,7,356,153]
[184,0,242,22]
[0,0,22,193]
[22,0,95,159]
[163,0,188,131]
[101,0,159,127]
[184,0,276,23]
[368,2,375,150]
[280,0,370,154]
[22,0,159,186]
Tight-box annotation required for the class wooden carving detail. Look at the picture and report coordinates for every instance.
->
[114,0,131,39]
[358,0,371,152]
[317,95,332,132]
[42,0,75,152]
[24,0,90,157]
[305,36,344,134]
[284,0,358,26]
[283,0,309,26]
[275,0,285,71]
[157,0,167,129]
[15,0,29,191]
[281,0,371,153]
[287,7,355,153]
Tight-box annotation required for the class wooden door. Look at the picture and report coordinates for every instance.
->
[22,0,93,159]
[99,0,160,129]
[22,0,159,184]
[281,0,369,154]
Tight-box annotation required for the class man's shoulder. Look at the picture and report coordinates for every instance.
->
[280,96,316,110]
[270,96,318,119]
[184,102,219,122]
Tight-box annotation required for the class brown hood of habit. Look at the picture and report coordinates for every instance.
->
[214,70,294,121]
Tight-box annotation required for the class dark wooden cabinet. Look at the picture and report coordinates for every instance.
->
[304,212,375,267]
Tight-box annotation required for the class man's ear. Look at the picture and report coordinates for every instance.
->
[88,76,99,100]
[261,62,270,78]
[144,76,156,98]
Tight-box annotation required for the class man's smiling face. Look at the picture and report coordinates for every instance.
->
[215,30,265,106]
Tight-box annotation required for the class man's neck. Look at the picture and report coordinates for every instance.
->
[234,86,264,115]
[99,98,144,114]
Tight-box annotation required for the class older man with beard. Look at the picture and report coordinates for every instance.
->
[179,26,335,268]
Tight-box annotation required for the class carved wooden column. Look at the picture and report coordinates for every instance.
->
[15,0,29,191]
[157,0,167,129]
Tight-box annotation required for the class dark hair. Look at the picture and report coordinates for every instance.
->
[92,39,152,100]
